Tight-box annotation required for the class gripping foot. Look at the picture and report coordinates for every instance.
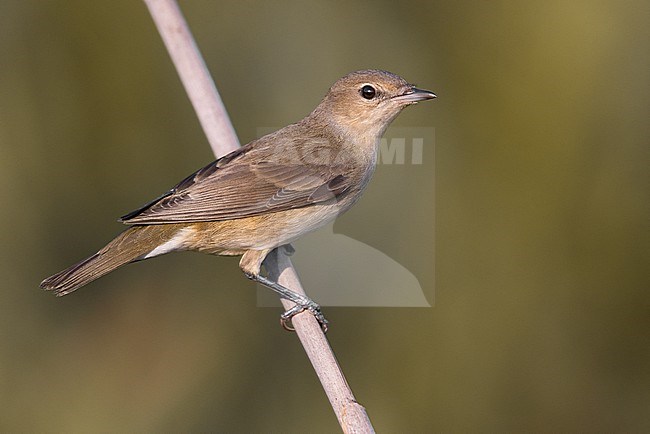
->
[280,302,329,333]
[244,272,329,333]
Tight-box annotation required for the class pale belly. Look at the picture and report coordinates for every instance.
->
[184,202,345,255]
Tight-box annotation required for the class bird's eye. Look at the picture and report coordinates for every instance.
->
[360,85,376,100]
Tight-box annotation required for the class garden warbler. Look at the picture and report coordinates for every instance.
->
[40,69,436,330]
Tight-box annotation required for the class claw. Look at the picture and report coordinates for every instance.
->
[280,316,295,332]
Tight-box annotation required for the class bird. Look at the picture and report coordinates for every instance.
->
[40,69,436,330]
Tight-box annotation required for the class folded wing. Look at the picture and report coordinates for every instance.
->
[120,147,352,225]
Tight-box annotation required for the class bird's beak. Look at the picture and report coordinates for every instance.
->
[392,87,437,104]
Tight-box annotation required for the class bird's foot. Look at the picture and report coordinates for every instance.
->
[280,301,328,333]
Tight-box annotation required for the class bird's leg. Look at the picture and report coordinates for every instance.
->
[249,274,328,332]
[280,243,295,256]
[240,248,328,332]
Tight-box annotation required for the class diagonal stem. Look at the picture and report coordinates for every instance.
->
[142,1,375,432]
[144,0,239,157]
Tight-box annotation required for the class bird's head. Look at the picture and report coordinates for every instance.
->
[309,69,436,144]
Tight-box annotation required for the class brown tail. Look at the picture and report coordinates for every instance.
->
[40,225,179,296]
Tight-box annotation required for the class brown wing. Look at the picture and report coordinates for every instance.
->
[120,147,352,225]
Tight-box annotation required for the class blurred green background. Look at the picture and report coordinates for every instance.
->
[1,0,648,432]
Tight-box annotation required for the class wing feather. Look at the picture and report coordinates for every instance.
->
[120,146,352,225]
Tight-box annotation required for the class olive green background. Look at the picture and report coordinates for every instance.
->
[1,1,648,432]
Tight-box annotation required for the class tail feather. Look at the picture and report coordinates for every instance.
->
[40,225,179,296]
